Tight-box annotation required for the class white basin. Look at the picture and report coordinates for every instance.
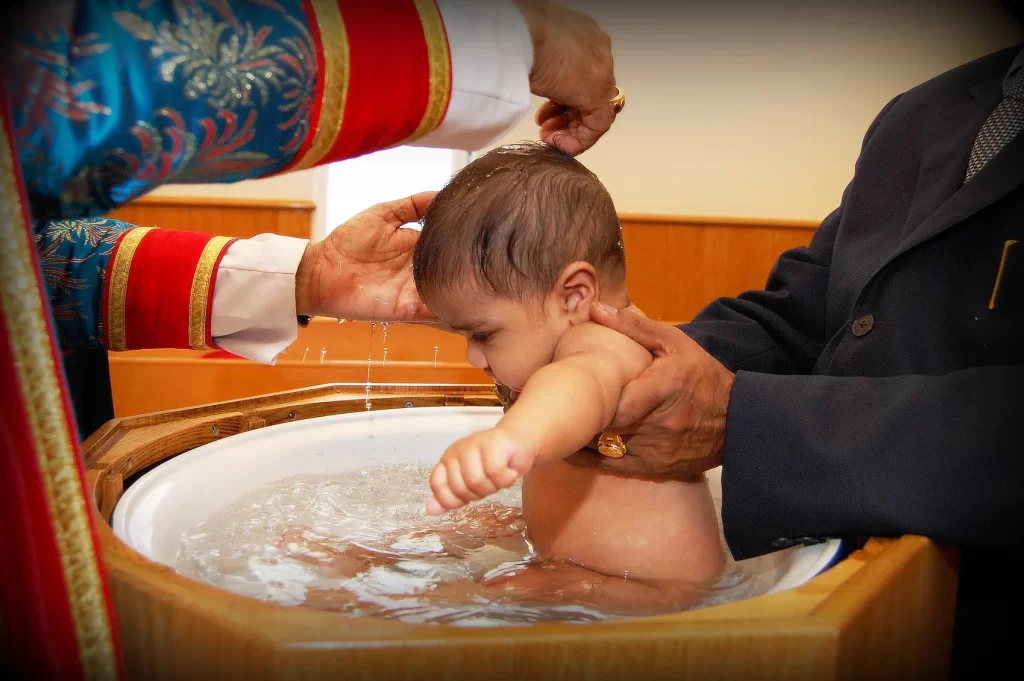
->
[112,406,842,599]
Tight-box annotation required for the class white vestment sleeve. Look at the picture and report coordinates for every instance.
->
[210,234,307,365]
[410,0,533,150]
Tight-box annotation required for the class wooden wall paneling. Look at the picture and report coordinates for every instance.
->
[618,215,818,322]
[105,206,821,417]
[107,195,315,240]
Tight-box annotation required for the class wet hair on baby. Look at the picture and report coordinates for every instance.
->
[413,142,625,304]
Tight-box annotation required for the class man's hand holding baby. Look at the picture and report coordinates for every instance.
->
[426,427,536,514]
[587,303,735,478]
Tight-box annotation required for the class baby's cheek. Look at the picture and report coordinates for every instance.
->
[505,348,549,387]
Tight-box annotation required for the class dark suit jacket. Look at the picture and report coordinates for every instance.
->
[683,45,1024,670]
[684,44,1024,559]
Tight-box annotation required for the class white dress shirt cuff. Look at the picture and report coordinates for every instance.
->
[411,0,533,151]
[210,234,308,365]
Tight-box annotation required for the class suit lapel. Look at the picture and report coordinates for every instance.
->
[883,77,1024,268]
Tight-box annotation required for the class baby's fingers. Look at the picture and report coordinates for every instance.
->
[482,446,525,489]
[427,463,467,514]
[461,448,500,498]
[444,458,481,504]
[425,496,447,516]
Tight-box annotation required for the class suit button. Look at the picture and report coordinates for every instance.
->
[794,536,825,546]
[852,314,874,337]
[769,537,796,549]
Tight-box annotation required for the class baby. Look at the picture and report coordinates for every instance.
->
[414,142,725,600]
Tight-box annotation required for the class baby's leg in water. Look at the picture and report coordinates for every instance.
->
[278,527,397,579]
[301,586,362,612]
[276,503,524,579]
[481,563,710,616]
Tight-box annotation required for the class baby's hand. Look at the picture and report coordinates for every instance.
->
[426,428,534,515]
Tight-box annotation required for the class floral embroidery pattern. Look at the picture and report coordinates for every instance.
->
[35,218,130,347]
[6,23,112,148]
[36,238,90,304]
[277,16,316,155]
[11,0,318,345]
[105,107,271,202]
[112,0,315,151]
[43,218,124,248]
[114,2,287,110]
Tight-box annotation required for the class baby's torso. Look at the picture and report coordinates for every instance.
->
[521,460,723,584]
[495,382,725,585]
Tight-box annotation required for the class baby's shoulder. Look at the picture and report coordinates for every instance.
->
[555,321,652,369]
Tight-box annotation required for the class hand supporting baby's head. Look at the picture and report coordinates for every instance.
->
[414,142,628,390]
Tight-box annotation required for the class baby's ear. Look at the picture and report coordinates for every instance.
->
[555,262,599,323]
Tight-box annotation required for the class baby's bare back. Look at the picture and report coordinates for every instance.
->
[522,457,725,586]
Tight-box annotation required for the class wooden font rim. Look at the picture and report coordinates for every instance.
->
[83,383,924,646]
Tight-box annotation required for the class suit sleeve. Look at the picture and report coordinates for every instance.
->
[720,367,1024,560]
[678,94,1024,558]
[8,0,531,357]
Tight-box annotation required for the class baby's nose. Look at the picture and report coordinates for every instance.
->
[466,344,488,370]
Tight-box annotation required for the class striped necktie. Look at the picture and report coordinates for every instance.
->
[965,63,1024,182]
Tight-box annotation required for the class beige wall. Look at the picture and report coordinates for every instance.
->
[154,0,1021,225]
[486,0,1020,222]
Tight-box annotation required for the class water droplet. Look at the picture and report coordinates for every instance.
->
[433,345,439,368]
[365,322,377,411]
[319,348,327,365]
[302,346,309,362]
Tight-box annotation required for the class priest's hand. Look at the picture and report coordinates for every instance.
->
[574,303,735,478]
[515,0,617,156]
[294,192,437,322]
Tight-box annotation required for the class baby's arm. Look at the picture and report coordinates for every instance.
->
[499,323,651,463]
[427,323,651,513]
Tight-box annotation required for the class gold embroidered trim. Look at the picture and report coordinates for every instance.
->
[403,0,452,143]
[188,236,233,350]
[293,0,349,170]
[0,109,118,680]
[105,226,154,352]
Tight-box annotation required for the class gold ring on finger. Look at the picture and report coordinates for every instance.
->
[610,86,626,115]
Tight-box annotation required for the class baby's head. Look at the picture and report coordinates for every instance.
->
[414,142,627,390]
